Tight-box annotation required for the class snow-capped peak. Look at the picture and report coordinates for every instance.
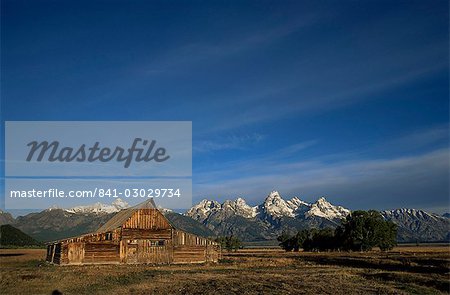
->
[46,205,63,211]
[317,196,327,203]
[223,198,258,218]
[185,199,221,221]
[196,199,221,211]
[262,191,298,218]
[305,197,350,220]
[65,198,129,214]
[287,196,310,208]
[235,197,247,205]
[187,197,258,220]
[268,190,281,198]
[381,208,441,221]
[186,192,350,222]
[112,198,129,210]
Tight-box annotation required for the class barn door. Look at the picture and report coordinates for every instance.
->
[127,240,138,263]
[68,242,84,264]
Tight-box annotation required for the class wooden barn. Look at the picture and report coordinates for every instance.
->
[46,199,221,265]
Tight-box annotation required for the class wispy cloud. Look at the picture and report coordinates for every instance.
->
[193,147,449,213]
[382,124,449,151]
[138,16,320,75]
[194,133,265,153]
[204,58,447,134]
[194,139,318,177]
[276,140,318,157]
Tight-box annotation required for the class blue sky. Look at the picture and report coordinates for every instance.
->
[1,0,449,213]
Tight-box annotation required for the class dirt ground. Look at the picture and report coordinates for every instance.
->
[0,246,449,295]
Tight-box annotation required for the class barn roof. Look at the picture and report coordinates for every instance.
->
[96,198,157,233]
[46,198,220,246]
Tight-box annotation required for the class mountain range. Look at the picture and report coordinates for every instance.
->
[185,191,449,242]
[1,191,448,243]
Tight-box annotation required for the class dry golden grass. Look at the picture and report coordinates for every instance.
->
[0,246,449,295]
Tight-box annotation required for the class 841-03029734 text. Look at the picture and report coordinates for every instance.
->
[9,188,182,198]
[97,188,181,198]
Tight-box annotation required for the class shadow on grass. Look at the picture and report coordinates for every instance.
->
[362,272,450,293]
[297,256,449,274]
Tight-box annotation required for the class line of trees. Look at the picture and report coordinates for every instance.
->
[215,235,242,252]
[277,210,397,252]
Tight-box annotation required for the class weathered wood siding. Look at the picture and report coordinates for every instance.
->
[172,230,221,263]
[60,244,69,264]
[121,228,172,240]
[57,230,120,244]
[67,242,84,264]
[82,242,120,264]
[173,230,212,246]
[137,239,171,264]
[122,209,171,230]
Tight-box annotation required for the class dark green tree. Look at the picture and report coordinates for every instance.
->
[302,228,337,252]
[215,236,242,252]
[337,210,397,251]
[277,230,294,251]
[277,229,309,252]
[378,220,397,251]
[277,210,397,253]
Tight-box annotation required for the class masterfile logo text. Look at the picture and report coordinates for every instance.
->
[4,121,192,210]
[6,121,191,177]
[26,138,170,168]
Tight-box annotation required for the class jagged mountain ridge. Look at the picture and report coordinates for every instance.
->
[186,191,449,242]
[186,191,351,240]
[64,198,130,214]
[187,191,350,223]
[13,209,115,242]
[8,198,132,242]
[381,208,450,242]
[2,192,449,243]
[8,199,213,242]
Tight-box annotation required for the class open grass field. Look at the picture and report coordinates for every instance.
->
[1,245,449,295]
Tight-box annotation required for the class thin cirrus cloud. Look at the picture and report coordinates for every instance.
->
[193,147,449,214]
[62,17,321,116]
[171,33,447,136]
[193,133,265,153]
[137,15,320,76]
[201,48,447,134]
[48,6,447,138]
[194,133,265,153]
[378,124,449,152]
[193,126,448,213]
[193,139,319,176]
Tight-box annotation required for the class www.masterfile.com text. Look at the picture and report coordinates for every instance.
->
[9,188,182,199]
